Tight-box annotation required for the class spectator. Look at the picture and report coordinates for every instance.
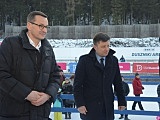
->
[118,76,130,120]
[69,74,75,86]
[74,32,126,120]
[120,55,125,62]
[62,78,74,119]
[132,73,144,110]
[57,65,66,88]
[69,74,75,108]
[0,11,60,120]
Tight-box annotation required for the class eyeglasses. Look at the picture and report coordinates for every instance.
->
[29,22,50,30]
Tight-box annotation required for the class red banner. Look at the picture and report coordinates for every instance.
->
[133,63,159,73]
[119,63,130,71]
[57,62,67,70]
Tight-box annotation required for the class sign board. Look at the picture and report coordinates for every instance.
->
[133,63,159,73]
[68,62,77,73]
[119,62,130,71]
[57,62,67,70]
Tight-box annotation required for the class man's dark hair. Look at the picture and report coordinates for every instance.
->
[27,11,47,22]
[93,32,110,45]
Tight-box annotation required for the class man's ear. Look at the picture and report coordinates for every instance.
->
[27,22,31,30]
[93,44,96,50]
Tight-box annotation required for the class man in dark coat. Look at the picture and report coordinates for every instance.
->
[118,76,130,120]
[0,11,60,120]
[74,32,126,120]
[62,78,74,119]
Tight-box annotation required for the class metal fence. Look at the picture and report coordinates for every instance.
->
[52,94,160,116]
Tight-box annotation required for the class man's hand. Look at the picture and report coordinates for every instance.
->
[26,91,51,106]
[118,106,126,111]
[78,106,87,115]
[26,91,41,101]
[31,92,51,106]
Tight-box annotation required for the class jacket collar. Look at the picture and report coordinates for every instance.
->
[19,29,51,51]
[19,29,52,58]
[88,48,116,70]
[88,47,116,58]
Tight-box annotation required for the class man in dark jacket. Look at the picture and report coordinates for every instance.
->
[0,11,60,120]
[62,78,74,119]
[74,32,126,120]
[118,76,130,120]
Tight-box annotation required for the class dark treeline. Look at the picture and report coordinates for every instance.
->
[0,0,160,30]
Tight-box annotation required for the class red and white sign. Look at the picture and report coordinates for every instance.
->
[57,62,67,70]
[119,62,130,71]
[133,63,159,73]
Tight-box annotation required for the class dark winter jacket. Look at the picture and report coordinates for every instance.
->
[122,81,130,96]
[62,82,74,105]
[115,81,130,96]
[132,77,144,95]
[74,48,126,120]
[62,82,73,94]
[0,29,60,119]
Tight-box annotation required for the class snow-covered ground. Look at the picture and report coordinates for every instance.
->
[50,84,159,120]
[1,37,160,48]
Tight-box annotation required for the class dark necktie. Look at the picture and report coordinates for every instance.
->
[100,58,105,68]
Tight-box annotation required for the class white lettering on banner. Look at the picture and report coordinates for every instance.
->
[53,47,160,61]
[136,65,142,71]
[144,66,159,70]
[119,66,123,68]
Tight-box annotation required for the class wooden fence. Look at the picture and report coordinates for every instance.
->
[5,24,160,39]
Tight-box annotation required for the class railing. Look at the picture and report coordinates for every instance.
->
[51,94,160,116]
[64,74,160,79]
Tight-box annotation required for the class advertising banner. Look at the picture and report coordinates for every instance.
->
[133,63,159,73]
[119,62,130,71]
[57,62,67,70]
[69,62,77,73]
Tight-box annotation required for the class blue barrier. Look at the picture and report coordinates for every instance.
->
[51,94,160,116]
[127,82,160,85]
[124,75,160,79]
[64,74,160,80]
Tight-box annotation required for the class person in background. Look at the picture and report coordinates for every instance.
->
[74,32,126,120]
[57,65,66,88]
[69,74,75,86]
[62,78,74,119]
[69,74,76,108]
[120,55,125,62]
[118,76,130,120]
[0,11,60,120]
[132,73,144,110]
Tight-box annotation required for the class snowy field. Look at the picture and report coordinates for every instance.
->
[49,84,159,120]
[48,37,160,48]
[0,37,160,48]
